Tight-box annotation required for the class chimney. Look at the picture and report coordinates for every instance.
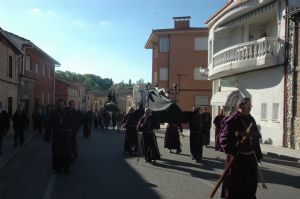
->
[173,16,191,30]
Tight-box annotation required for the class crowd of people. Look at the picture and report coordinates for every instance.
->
[0,96,262,198]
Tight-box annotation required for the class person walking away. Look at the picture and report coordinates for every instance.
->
[200,107,212,147]
[47,99,74,174]
[12,105,29,148]
[218,97,262,199]
[112,111,117,131]
[0,102,10,156]
[83,108,93,137]
[189,107,203,163]
[68,100,83,161]
[122,107,138,155]
[137,108,160,163]
[213,109,225,151]
[164,122,183,154]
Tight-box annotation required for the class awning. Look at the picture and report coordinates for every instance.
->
[210,90,240,107]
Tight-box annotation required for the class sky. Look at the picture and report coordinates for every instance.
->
[0,0,227,84]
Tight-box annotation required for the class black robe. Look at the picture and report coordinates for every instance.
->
[48,109,74,171]
[122,112,138,154]
[219,111,262,199]
[164,123,182,151]
[137,115,160,162]
[189,112,203,161]
[200,111,212,146]
[83,111,93,137]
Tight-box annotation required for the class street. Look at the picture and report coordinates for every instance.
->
[0,128,299,199]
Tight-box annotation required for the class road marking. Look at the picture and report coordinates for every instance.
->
[43,173,56,199]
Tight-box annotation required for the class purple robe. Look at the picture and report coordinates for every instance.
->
[213,114,225,151]
[218,111,262,199]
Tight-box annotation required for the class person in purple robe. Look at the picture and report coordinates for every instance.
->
[213,109,225,151]
[137,108,160,163]
[122,107,138,155]
[218,97,262,199]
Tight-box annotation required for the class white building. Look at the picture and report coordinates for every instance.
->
[207,0,300,147]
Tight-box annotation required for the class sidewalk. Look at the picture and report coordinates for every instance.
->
[0,129,36,170]
[158,128,300,162]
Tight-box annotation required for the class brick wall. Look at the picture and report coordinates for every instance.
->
[24,47,55,105]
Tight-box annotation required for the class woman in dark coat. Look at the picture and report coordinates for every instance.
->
[137,108,160,163]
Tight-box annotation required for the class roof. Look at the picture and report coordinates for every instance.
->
[55,76,80,88]
[86,89,109,97]
[205,0,252,26]
[0,28,23,54]
[145,27,208,49]
[4,30,60,66]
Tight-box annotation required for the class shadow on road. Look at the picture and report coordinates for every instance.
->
[52,129,161,199]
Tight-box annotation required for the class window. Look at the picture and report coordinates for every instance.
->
[42,64,45,76]
[160,37,169,52]
[35,63,39,74]
[8,55,13,78]
[261,103,267,120]
[195,96,209,107]
[272,103,279,121]
[47,92,50,104]
[159,68,168,81]
[48,68,51,78]
[41,92,45,105]
[195,37,208,51]
[7,97,12,117]
[26,56,31,71]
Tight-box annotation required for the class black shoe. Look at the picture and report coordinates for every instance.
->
[176,149,182,154]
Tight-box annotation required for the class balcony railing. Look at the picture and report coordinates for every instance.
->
[213,37,279,68]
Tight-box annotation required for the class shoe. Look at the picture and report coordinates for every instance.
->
[176,149,182,154]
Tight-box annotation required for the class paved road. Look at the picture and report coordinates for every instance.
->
[0,128,299,199]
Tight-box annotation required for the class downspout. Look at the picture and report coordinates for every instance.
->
[283,0,289,147]
[53,66,56,104]
[168,34,171,92]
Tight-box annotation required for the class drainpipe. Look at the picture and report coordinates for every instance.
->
[168,34,171,92]
[283,0,289,147]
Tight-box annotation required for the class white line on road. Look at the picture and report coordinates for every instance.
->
[43,173,56,199]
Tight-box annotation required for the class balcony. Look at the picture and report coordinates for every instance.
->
[209,37,282,79]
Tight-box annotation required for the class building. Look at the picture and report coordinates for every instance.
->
[132,83,148,109]
[0,28,22,117]
[55,77,85,109]
[5,30,60,116]
[207,0,300,147]
[286,5,300,149]
[116,87,133,113]
[145,16,212,111]
[85,90,108,112]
